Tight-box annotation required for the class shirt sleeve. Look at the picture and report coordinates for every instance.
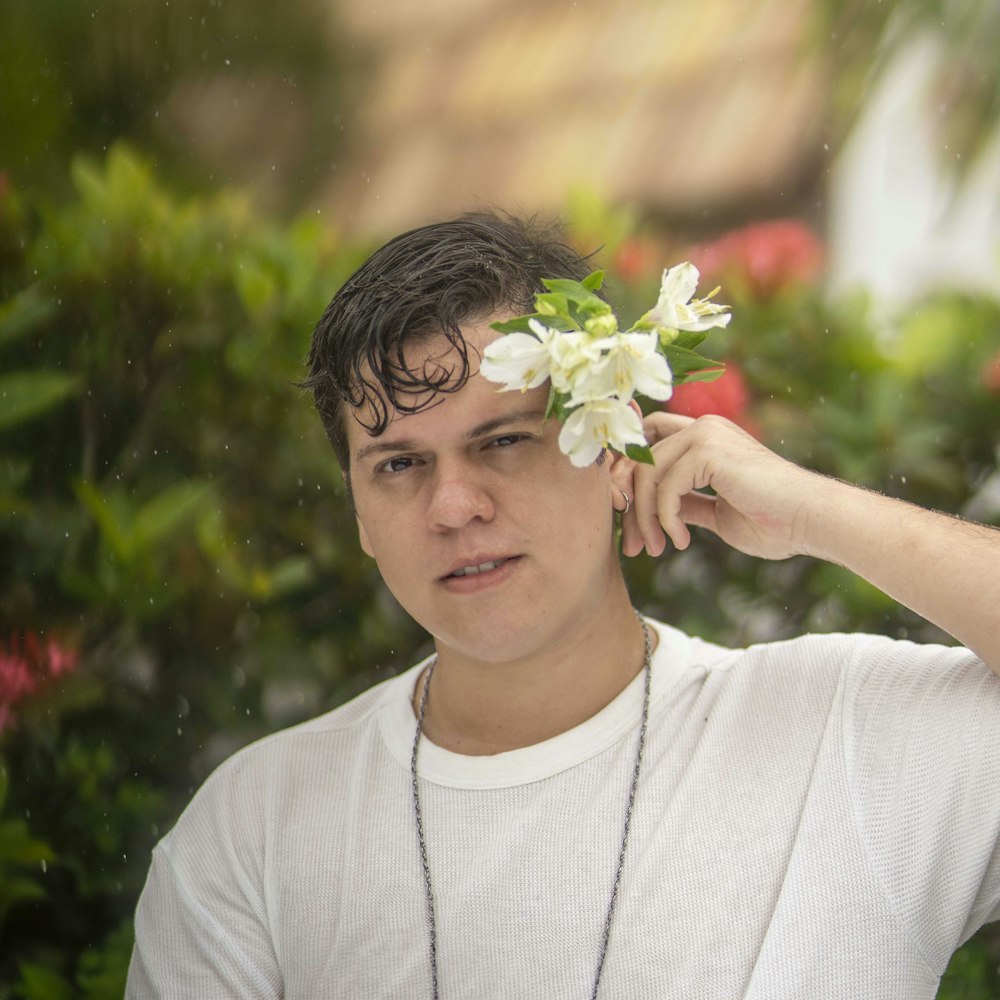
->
[126,756,283,999]
[842,636,1000,974]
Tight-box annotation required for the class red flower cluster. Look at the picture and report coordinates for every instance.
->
[0,632,79,733]
[692,219,824,299]
[667,364,760,438]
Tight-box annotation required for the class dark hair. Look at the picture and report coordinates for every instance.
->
[303,212,598,472]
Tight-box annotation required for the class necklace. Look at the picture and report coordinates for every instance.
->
[410,615,653,1000]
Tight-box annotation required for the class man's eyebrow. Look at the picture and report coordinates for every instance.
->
[354,439,414,463]
[467,408,547,439]
[353,408,546,464]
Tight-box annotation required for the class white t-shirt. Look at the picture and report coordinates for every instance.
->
[127,621,1000,999]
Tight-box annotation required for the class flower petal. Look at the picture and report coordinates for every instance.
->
[558,398,647,466]
[480,331,553,391]
[640,261,731,333]
[659,262,700,305]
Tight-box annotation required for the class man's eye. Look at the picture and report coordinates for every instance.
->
[378,456,415,474]
[490,434,526,449]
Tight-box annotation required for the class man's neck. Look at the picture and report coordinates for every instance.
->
[414,587,651,755]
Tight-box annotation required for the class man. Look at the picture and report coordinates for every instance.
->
[127,213,1000,999]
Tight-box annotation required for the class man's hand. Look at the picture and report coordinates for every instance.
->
[619,412,832,561]
[612,412,1000,675]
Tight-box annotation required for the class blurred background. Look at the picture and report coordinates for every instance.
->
[1,0,999,995]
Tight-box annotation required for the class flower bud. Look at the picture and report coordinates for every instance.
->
[584,313,618,338]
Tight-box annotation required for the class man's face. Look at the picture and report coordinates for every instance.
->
[346,316,623,666]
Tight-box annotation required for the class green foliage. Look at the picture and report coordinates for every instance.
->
[0,145,424,994]
[0,763,54,924]
[12,963,75,1000]
[938,930,1000,999]
[0,371,80,432]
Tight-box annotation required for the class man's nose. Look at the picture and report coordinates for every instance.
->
[426,461,496,530]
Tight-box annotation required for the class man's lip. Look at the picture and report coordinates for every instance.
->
[439,555,519,580]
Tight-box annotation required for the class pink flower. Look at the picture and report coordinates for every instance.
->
[666,364,761,438]
[45,639,79,677]
[0,650,39,702]
[691,219,824,299]
[982,352,1000,395]
[0,632,80,733]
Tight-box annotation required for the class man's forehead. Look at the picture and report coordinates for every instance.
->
[347,390,446,448]
[348,341,471,434]
[345,317,508,447]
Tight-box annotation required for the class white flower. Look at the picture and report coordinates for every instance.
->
[641,261,731,333]
[557,398,647,468]
[568,330,673,405]
[547,330,605,396]
[480,319,559,391]
[481,260,732,467]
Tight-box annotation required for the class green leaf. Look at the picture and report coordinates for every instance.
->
[546,390,571,422]
[625,443,655,465]
[0,454,31,494]
[235,257,278,315]
[0,817,55,864]
[0,371,80,430]
[672,330,710,351]
[489,313,576,334]
[0,874,47,910]
[664,345,723,377]
[489,316,535,334]
[540,277,584,297]
[133,481,213,549]
[264,556,315,597]
[891,298,965,379]
[15,962,75,1000]
[581,269,605,292]
[675,367,726,385]
[0,286,57,349]
[543,385,559,420]
[540,278,610,314]
[74,481,132,560]
[534,292,569,317]
[77,920,134,1000]
[574,298,614,324]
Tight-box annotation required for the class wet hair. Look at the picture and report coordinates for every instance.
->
[303,212,600,475]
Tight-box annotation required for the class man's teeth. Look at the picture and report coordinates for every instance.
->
[451,558,508,577]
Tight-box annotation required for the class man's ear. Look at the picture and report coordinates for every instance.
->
[606,447,635,494]
[357,515,375,558]
[343,469,375,557]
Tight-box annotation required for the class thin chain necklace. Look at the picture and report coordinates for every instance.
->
[410,615,653,1000]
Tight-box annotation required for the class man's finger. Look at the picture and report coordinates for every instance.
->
[678,492,718,535]
[630,459,669,557]
[642,411,694,446]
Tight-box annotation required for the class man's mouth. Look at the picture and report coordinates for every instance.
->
[445,557,514,579]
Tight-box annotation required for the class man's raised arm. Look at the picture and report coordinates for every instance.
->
[617,412,1000,675]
